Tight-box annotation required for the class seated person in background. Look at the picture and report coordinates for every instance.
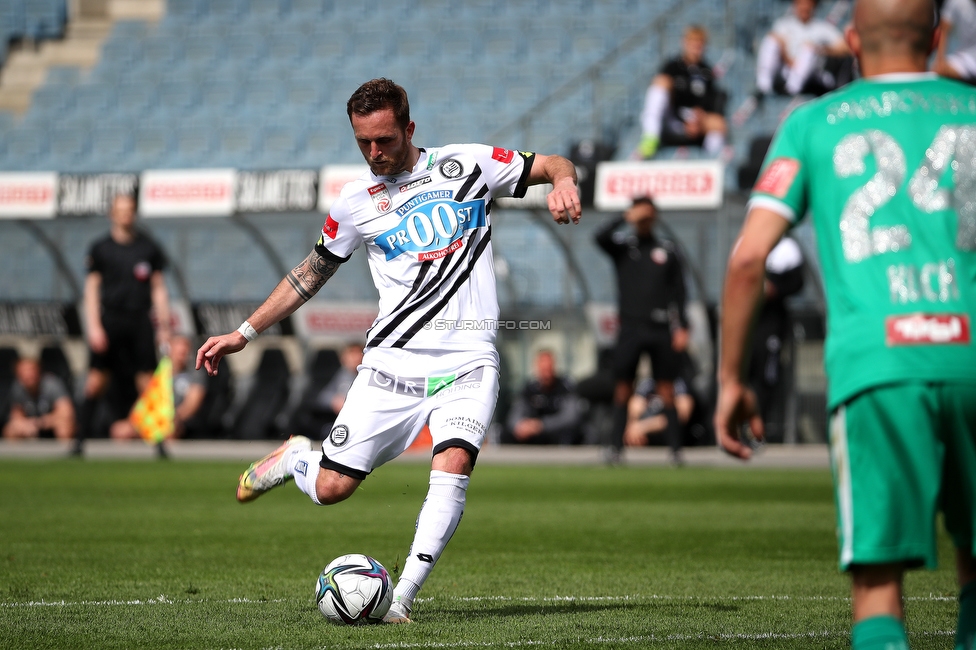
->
[504,349,580,445]
[934,0,976,82]
[109,334,208,440]
[624,376,694,450]
[755,0,852,99]
[170,335,207,438]
[638,24,728,159]
[748,237,805,442]
[3,357,76,441]
[313,342,363,433]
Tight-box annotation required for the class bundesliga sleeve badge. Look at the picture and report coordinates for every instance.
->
[755,158,800,198]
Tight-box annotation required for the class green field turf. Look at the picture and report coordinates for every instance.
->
[0,457,959,649]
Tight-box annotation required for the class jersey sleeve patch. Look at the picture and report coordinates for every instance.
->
[323,214,339,239]
[491,147,516,164]
[755,158,800,198]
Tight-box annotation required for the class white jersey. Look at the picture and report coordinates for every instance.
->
[316,143,534,375]
[771,14,843,62]
[944,0,976,52]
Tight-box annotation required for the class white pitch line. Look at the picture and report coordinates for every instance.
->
[0,593,958,609]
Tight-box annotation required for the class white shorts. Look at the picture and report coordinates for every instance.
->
[320,364,499,479]
[948,46,976,80]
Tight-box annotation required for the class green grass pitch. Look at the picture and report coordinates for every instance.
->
[0,457,959,649]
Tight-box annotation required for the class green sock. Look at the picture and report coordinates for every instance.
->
[851,615,908,650]
[957,581,976,650]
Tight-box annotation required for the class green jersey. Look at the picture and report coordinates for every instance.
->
[750,73,976,408]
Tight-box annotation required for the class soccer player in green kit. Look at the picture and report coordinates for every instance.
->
[715,0,976,648]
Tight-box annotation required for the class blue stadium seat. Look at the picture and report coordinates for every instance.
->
[25,0,66,40]
[130,125,173,169]
[213,125,260,168]
[166,0,205,19]
[88,124,135,172]
[172,124,216,167]
[2,127,50,170]
[48,125,91,169]
[289,0,333,18]
[0,0,769,182]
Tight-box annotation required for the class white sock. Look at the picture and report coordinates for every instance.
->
[786,45,817,95]
[290,450,323,505]
[640,84,669,138]
[703,131,725,155]
[393,470,469,605]
[756,35,780,94]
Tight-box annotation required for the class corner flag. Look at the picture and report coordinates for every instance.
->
[129,356,175,444]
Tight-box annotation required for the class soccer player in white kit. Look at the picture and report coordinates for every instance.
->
[196,78,582,623]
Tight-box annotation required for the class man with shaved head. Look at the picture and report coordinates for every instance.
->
[716,0,976,647]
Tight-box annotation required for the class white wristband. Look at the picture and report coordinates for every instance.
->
[237,321,258,342]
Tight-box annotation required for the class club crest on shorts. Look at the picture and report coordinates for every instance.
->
[329,424,350,447]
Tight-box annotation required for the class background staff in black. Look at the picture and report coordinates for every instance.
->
[74,193,171,454]
[595,196,689,464]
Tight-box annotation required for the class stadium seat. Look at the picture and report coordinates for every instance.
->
[290,0,332,15]
[286,347,341,440]
[231,347,291,440]
[130,126,173,169]
[166,0,205,19]
[2,128,50,171]
[183,360,234,439]
[40,343,74,398]
[25,0,67,41]
[0,346,18,430]
[49,125,91,169]
[172,124,216,168]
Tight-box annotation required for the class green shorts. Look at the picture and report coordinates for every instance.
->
[828,381,976,571]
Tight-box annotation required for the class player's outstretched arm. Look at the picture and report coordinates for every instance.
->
[714,207,789,459]
[196,248,342,376]
[528,153,581,225]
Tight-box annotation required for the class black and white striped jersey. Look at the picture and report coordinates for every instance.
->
[316,143,534,365]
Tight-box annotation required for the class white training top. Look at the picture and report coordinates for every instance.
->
[771,14,844,62]
[943,0,976,52]
[317,144,534,376]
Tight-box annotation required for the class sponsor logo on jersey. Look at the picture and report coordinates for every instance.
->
[376,192,487,261]
[367,367,485,398]
[885,313,971,345]
[755,158,800,198]
[416,553,434,563]
[491,147,515,164]
[329,424,350,447]
[295,460,308,476]
[399,175,432,193]
[439,159,464,179]
[368,183,392,213]
[426,151,438,170]
[651,247,668,265]
[323,214,339,239]
[133,261,152,281]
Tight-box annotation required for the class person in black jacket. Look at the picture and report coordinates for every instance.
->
[504,349,580,445]
[747,236,805,442]
[74,193,171,455]
[595,196,689,464]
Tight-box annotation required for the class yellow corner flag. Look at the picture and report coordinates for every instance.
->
[129,356,175,444]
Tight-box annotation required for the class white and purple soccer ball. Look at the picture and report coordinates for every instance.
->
[315,554,393,624]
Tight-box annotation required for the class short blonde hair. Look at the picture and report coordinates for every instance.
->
[684,25,708,42]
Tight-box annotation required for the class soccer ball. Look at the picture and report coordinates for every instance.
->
[315,554,393,624]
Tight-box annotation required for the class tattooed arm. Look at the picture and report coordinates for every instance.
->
[196,248,343,376]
